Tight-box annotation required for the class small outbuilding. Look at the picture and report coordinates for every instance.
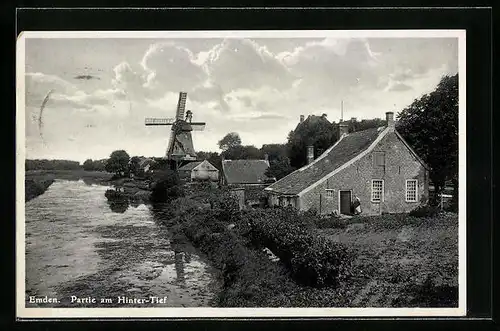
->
[221,158,275,209]
[178,160,219,182]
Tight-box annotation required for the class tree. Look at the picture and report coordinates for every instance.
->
[265,156,295,180]
[222,145,263,160]
[150,169,184,203]
[92,159,107,171]
[129,156,141,176]
[197,151,222,171]
[287,115,338,169]
[261,144,288,161]
[82,159,94,171]
[347,118,387,133]
[396,74,458,207]
[218,132,242,151]
[105,150,130,177]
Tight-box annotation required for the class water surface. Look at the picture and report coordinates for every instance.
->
[25,179,220,308]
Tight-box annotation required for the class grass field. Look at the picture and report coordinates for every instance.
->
[317,213,458,307]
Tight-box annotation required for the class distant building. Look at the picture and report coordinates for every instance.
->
[138,157,156,173]
[221,157,275,209]
[265,112,429,216]
[221,158,272,186]
[178,160,219,182]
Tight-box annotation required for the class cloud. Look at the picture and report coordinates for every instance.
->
[140,42,207,94]
[388,83,413,92]
[252,113,289,120]
[204,39,296,92]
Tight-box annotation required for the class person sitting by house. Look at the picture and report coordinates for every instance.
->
[352,196,362,215]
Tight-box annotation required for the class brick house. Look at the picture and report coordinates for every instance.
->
[264,112,429,216]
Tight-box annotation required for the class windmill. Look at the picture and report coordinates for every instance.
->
[145,92,206,169]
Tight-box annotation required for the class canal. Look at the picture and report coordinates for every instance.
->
[25,179,221,308]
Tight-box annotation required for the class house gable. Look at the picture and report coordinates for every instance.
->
[299,128,429,215]
[393,130,429,170]
[297,126,391,197]
[178,161,202,172]
[193,160,218,172]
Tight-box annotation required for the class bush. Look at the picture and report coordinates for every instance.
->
[409,205,440,218]
[241,208,353,287]
[150,170,184,203]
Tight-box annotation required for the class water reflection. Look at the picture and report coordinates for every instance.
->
[108,199,129,213]
[105,189,147,213]
[25,180,220,307]
[174,250,185,285]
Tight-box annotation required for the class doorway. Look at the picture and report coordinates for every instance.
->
[339,190,352,215]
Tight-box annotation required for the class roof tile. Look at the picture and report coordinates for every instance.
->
[222,159,270,184]
[266,127,385,195]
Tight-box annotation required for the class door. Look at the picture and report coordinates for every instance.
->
[339,190,352,215]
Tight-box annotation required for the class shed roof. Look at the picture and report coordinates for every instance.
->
[222,159,270,185]
[178,161,202,171]
[138,158,156,167]
[265,126,385,195]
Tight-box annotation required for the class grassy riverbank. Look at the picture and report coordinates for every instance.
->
[25,179,55,202]
[25,170,114,202]
[154,184,458,307]
[26,170,114,183]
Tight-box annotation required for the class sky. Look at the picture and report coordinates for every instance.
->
[23,34,458,162]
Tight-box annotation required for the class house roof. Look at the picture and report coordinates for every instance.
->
[193,160,219,172]
[265,126,385,195]
[178,161,202,171]
[138,158,155,167]
[222,159,270,184]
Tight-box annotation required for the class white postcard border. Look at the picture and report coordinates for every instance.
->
[16,29,467,318]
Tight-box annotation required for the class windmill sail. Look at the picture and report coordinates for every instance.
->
[145,118,175,125]
[166,130,175,157]
[176,92,188,120]
[146,91,203,162]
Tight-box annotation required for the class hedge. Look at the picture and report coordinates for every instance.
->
[240,208,353,287]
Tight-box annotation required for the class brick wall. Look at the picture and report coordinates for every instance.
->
[299,130,429,216]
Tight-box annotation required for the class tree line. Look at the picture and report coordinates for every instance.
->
[25,159,81,171]
[198,74,459,208]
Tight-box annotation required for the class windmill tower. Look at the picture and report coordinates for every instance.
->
[145,92,206,169]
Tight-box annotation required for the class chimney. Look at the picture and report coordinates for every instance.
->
[306,145,314,164]
[338,123,349,138]
[386,112,395,128]
[300,115,305,123]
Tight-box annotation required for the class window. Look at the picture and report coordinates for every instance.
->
[371,179,384,202]
[325,189,335,198]
[373,152,385,167]
[406,179,418,202]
